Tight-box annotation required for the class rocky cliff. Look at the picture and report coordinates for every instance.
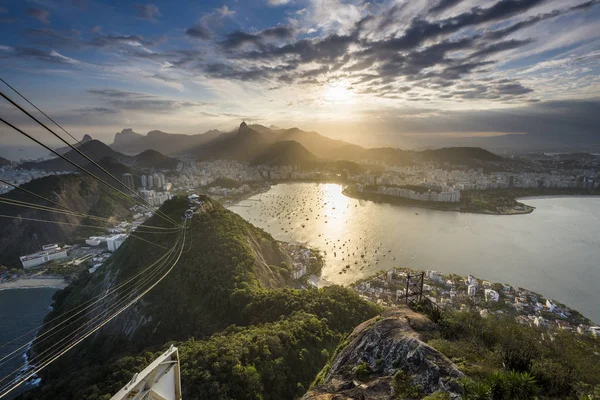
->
[304,307,463,400]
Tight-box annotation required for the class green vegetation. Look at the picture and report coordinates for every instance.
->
[421,310,600,399]
[20,196,380,400]
[392,370,422,399]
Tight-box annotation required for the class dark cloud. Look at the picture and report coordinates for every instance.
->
[25,8,49,24]
[22,28,82,49]
[186,24,212,40]
[430,0,465,15]
[134,4,160,22]
[88,88,208,112]
[1,47,79,65]
[87,89,151,98]
[220,25,294,49]
[77,107,118,115]
[359,98,600,151]
[470,39,533,58]
[89,35,154,47]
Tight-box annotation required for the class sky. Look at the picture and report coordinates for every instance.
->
[0,0,599,154]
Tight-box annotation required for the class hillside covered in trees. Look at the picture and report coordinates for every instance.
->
[19,196,380,400]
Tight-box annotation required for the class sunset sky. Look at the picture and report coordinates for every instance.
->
[0,0,599,151]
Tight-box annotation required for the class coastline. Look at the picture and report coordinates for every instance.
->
[0,275,68,291]
[342,188,535,215]
[343,187,600,216]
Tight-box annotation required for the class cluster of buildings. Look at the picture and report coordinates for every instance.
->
[122,172,170,191]
[85,233,128,252]
[140,172,169,190]
[372,185,461,203]
[346,163,600,193]
[19,244,68,269]
[171,161,336,194]
[353,268,600,338]
[138,189,173,206]
[281,243,320,280]
[0,166,70,194]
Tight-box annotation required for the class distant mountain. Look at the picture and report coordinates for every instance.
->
[133,149,179,170]
[113,128,144,148]
[111,129,221,155]
[327,145,501,167]
[191,122,268,161]
[20,140,131,172]
[248,125,354,158]
[418,147,502,164]
[55,134,94,156]
[252,140,318,167]
[0,156,11,167]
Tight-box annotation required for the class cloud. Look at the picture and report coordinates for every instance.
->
[25,7,50,24]
[220,25,295,49]
[268,0,291,5]
[88,34,157,48]
[185,6,237,40]
[134,4,160,22]
[430,0,465,15]
[186,24,212,40]
[87,88,210,112]
[0,47,81,65]
[217,5,235,17]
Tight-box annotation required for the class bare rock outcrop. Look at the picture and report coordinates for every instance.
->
[303,307,463,400]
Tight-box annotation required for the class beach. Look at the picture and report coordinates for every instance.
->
[0,275,67,290]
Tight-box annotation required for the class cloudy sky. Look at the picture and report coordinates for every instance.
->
[0,0,599,152]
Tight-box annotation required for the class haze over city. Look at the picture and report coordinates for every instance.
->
[1,0,599,152]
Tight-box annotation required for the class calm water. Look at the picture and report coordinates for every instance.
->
[0,288,57,399]
[231,183,600,323]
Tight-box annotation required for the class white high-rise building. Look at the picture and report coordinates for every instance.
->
[147,174,154,189]
[141,175,147,187]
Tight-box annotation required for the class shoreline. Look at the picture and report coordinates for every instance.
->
[342,188,535,216]
[0,276,68,291]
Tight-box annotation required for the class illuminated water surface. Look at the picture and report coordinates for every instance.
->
[231,183,600,323]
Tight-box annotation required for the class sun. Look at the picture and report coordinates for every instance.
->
[324,81,351,103]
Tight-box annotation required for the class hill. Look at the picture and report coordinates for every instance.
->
[20,140,131,172]
[191,122,269,161]
[306,304,600,399]
[133,149,179,170]
[249,125,355,158]
[418,147,502,164]
[55,134,94,156]
[0,174,134,266]
[252,140,318,167]
[111,128,221,155]
[0,156,11,167]
[20,196,380,400]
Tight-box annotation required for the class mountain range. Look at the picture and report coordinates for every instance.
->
[112,128,221,155]
[110,122,501,168]
[21,140,180,176]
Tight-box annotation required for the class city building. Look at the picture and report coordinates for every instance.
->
[292,264,307,280]
[122,173,135,191]
[141,175,147,188]
[484,289,500,302]
[467,284,476,297]
[107,234,128,252]
[19,244,68,269]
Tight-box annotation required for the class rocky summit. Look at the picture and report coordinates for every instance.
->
[304,307,463,400]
